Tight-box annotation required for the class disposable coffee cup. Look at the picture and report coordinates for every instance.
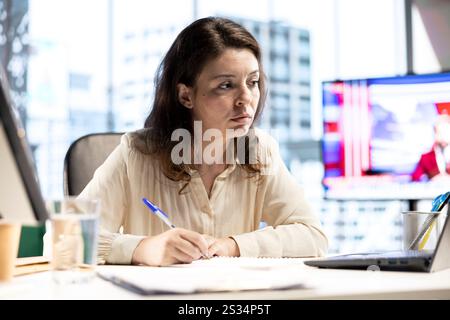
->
[0,222,22,282]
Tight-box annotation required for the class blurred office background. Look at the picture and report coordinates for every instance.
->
[1,0,449,254]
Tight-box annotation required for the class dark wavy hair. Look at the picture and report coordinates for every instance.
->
[137,17,267,185]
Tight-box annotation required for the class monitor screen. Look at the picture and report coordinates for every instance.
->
[0,66,48,224]
[322,72,450,200]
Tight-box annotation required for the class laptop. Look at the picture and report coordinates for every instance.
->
[305,205,450,272]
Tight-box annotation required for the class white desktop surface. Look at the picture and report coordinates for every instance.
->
[1,260,450,300]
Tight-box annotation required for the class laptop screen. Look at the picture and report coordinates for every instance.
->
[0,65,48,225]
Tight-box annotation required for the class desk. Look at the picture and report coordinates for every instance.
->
[1,260,450,299]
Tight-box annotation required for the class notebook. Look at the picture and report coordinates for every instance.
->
[14,256,51,276]
[304,206,450,272]
[97,257,308,295]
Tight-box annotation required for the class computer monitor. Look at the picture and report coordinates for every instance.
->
[322,71,450,200]
[0,65,48,224]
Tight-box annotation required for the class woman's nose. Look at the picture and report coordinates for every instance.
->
[235,85,253,107]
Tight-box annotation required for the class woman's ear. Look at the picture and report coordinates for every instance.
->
[177,83,193,109]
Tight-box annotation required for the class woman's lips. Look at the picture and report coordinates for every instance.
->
[231,115,253,124]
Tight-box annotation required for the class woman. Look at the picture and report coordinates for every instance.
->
[411,114,450,182]
[80,17,328,266]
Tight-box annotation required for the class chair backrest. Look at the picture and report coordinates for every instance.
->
[64,132,123,196]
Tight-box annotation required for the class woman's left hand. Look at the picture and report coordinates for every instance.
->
[205,236,240,257]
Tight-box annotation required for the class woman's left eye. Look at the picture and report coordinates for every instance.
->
[218,82,232,90]
[249,80,259,87]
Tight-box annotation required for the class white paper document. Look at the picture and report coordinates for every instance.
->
[97,257,308,295]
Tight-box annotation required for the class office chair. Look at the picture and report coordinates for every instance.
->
[63,132,123,196]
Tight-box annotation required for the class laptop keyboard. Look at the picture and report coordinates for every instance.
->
[330,250,433,260]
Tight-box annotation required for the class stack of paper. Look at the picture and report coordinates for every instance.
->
[97,257,308,295]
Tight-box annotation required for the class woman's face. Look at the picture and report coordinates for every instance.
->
[178,48,260,139]
[435,115,450,148]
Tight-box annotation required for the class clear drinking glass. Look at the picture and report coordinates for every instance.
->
[47,197,100,284]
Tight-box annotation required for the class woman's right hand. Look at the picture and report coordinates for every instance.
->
[131,228,210,266]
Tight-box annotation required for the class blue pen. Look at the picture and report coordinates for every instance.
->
[142,197,210,258]
[142,197,176,229]
[431,191,450,212]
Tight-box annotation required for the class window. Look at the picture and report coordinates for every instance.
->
[3,0,408,207]
[69,73,91,91]
[271,55,289,82]
[271,93,289,110]
[271,28,289,55]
